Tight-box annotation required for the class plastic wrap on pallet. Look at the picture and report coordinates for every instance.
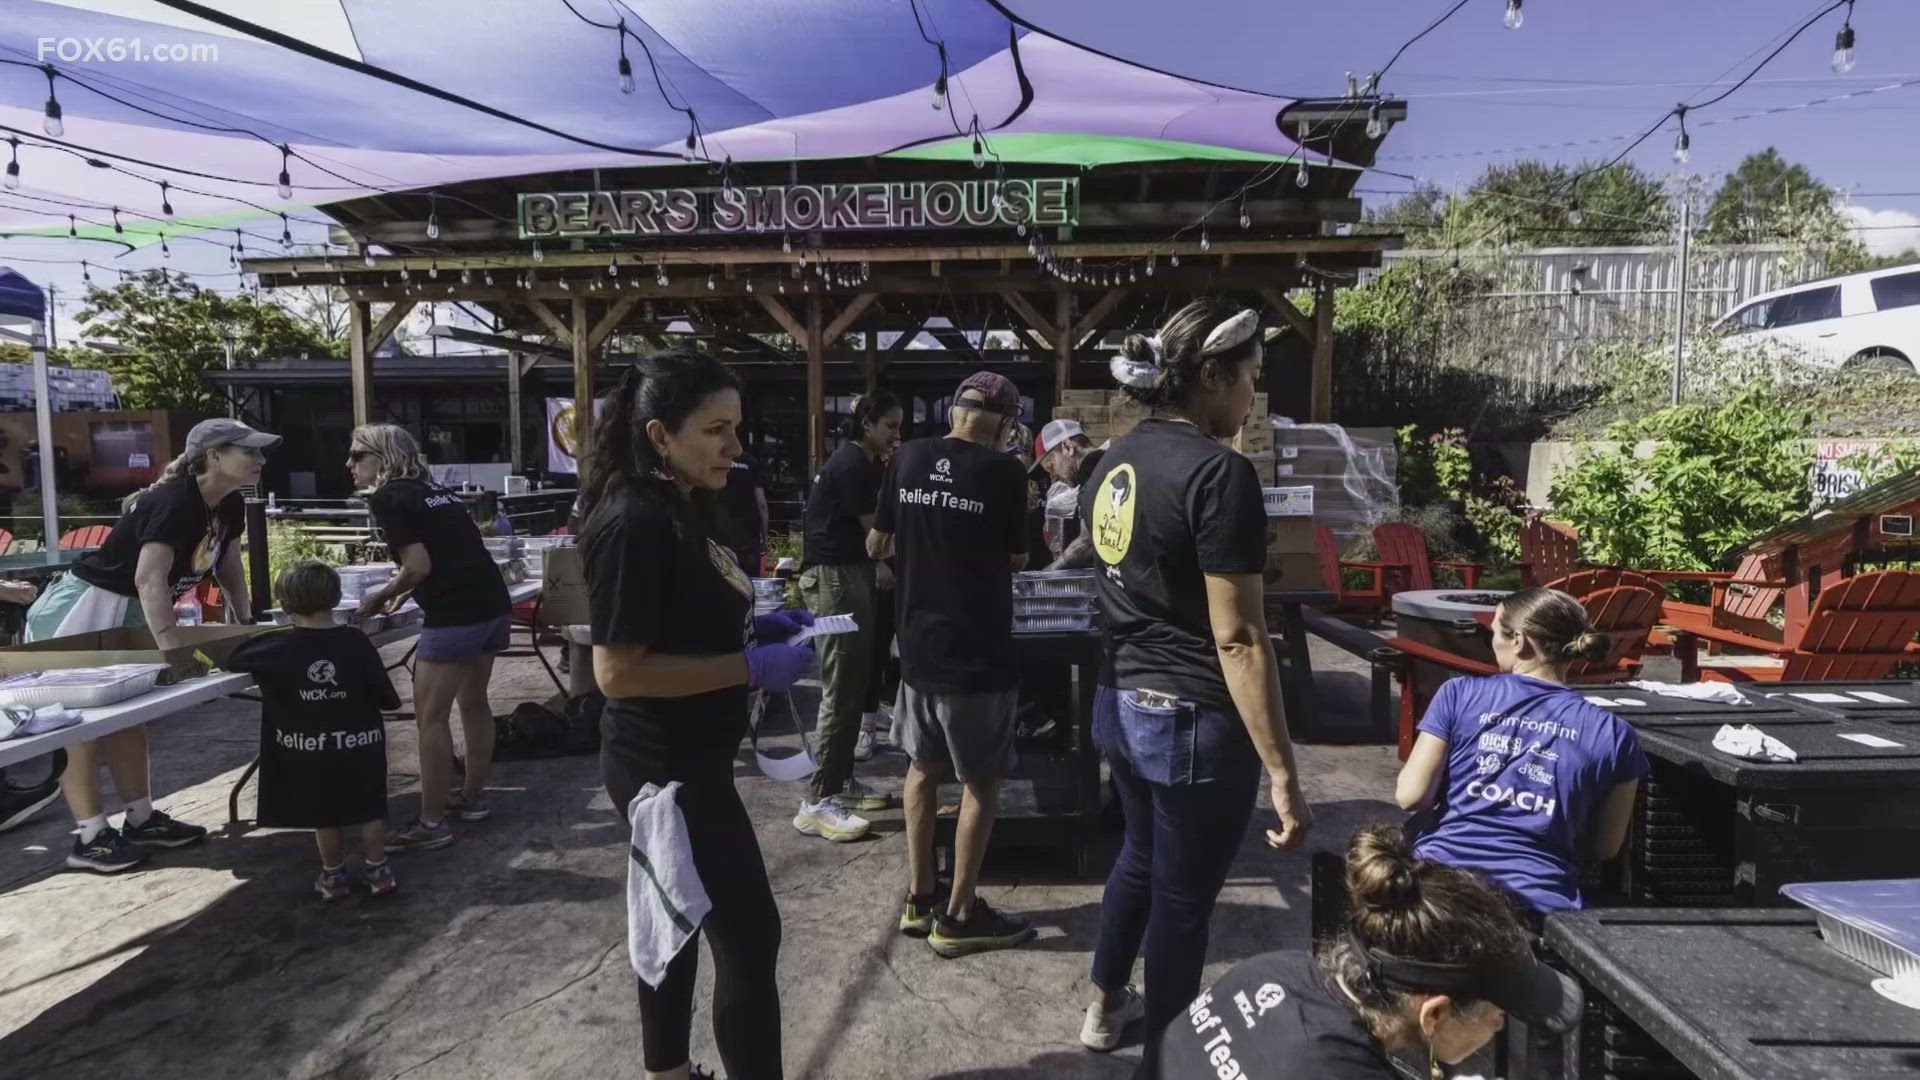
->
[1269,417,1399,545]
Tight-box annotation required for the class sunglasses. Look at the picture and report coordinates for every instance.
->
[348,448,375,461]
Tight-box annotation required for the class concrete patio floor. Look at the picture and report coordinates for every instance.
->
[0,637,1407,1080]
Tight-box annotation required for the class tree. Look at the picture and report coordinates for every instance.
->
[1365,161,1671,247]
[73,270,342,409]
[1702,149,1829,244]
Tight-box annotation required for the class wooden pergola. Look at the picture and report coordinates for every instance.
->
[245,99,1403,475]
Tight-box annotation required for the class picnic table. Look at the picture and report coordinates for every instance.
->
[1545,906,1920,1080]
[1581,681,1920,904]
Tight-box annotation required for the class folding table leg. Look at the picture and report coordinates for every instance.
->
[228,756,259,830]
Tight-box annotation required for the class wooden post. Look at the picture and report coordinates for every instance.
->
[807,292,826,473]
[1054,286,1073,401]
[348,300,374,429]
[864,330,879,393]
[571,296,592,484]
[506,350,524,472]
[1311,277,1335,423]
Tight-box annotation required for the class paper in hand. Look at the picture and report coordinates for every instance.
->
[787,613,858,646]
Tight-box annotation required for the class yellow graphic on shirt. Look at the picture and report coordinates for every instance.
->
[708,539,753,599]
[1091,463,1137,566]
[190,532,220,575]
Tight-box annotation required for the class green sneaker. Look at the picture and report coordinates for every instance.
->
[900,891,941,938]
[834,777,893,813]
[929,898,1036,959]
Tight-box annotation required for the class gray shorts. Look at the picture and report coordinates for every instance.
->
[896,681,1019,783]
[417,613,511,663]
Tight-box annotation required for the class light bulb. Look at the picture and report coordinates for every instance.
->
[1239,209,1251,228]
[42,99,62,138]
[461,269,472,284]
[706,274,715,290]
[531,240,544,263]
[972,135,984,169]
[609,258,618,277]
[3,162,17,191]
[1171,254,1180,267]
[430,262,439,279]
[1295,162,1310,189]
[1673,131,1690,165]
[1504,0,1523,29]
[1833,24,1855,73]
[933,75,947,111]
[1199,230,1210,252]
[426,214,440,240]
[161,185,175,224]
[277,169,292,200]
[619,56,636,94]
[161,238,170,259]
[746,279,754,292]
[782,234,792,253]
[364,249,377,268]
[1366,104,1385,139]
[1567,199,1583,227]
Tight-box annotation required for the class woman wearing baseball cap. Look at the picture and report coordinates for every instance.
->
[22,417,280,873]
[1140,825,1581,1080]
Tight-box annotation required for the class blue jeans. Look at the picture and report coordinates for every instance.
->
[1090,686,1261,1039]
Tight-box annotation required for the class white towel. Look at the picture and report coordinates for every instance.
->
[1712,723,1799,763]
[0,704,82,741]
[1627,680,1750,706]
[625,782,713,988]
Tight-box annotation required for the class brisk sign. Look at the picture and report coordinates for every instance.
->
[517,178,1078,239]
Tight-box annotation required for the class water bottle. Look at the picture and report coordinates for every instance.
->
[175,592,202,627]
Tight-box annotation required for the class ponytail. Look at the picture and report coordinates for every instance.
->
[1495,588,1611,665]
[577,351,742,551]
[844,390,902,442]
[124,450,206,512]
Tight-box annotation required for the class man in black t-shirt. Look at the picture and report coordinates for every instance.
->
[870,371,1036,958]
[719,452,768,574]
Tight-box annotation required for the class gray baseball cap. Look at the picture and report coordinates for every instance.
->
[184,418,282,456]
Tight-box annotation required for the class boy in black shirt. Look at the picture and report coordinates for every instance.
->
[870,372,1035,958]
[228,561,401,900]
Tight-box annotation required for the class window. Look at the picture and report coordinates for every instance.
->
[1870,271,1920,312]
[1770,286,1842,328]
[1722,299,1774,334]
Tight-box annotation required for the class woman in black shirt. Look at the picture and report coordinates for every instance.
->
[22,418,278,873]
[581,353,817,1080]
[1141,826,1580,1080]
[348,424,512,851]
[1077,299,1312,1050]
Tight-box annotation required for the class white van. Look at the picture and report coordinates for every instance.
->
[1712,263,1920,373]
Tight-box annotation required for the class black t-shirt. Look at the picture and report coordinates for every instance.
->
[1141,951,1393,1080]
[875,436,1028,693]
[1058,447,1108,552]
[1080,419,1267,708]
[227,625,400,829]
[72,476,244,600]
[719,454,766,553]
[802,441,881,568]
[584,486,754,779]
[366,478,510,628]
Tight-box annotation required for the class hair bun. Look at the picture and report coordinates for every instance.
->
[1563,630,1611,662]
[1346,825,1422,912]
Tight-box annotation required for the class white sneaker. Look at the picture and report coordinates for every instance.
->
[836,776,893,812]
[853,728,875,762]
[1080,985,1146,1052]
[793,798,871,842]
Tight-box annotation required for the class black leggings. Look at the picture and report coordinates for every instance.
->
[603,747,783,1079]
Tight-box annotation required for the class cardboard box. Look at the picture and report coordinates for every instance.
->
[1263,486,1314,518]
[540,546,590,626]
[1059,390,1107,408]
[1234,425,1274,454]
[1263,553,1322,592]
[0,624,268,682]
[1264,516,1315,553]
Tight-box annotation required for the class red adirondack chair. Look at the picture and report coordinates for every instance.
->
[1372,522,1481,593]
[1314,526,1391,620]
[1516,518,1585,587]
[1543,568,1668,599]
[0,529,13,555]
[1667,570,1920,682]
[59,525,113,550]
[1566,584,1663,682]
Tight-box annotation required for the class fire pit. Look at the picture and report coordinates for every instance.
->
[1391,588,1514,738]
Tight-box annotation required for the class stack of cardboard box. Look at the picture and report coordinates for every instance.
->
[1051,390,1320,591]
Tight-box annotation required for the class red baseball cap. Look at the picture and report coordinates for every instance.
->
[954,371,1022,416]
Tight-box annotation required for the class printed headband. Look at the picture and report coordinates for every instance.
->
[1108,308,1261,389]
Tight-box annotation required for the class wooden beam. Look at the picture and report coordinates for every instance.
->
[1009,324,1047,357]
[1259,286,1314,341]
[1054,287,1073,399]
[367,300,416,356]
[806,293,826,473]
[586,296,641,353]
[822,291,878,345]
[1310,277,1335,423]
[572,296,594,484]
[999,290,1056,349]
[1071,289,1127,349]
[526,298,573,344]
[756,294,807,342]
[348,301,374,429]
[864,330,880,393]
[888,319,927,353]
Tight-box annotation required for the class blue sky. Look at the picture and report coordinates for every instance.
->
[8,0,1918,345]
[1011,0,1920,243]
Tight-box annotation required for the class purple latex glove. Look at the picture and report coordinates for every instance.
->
[753,608,815,644]
[745,642,817,692]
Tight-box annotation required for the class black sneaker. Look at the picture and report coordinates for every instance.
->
[67,827,151,874]
[900,891,942,938]
[929,898,1036,958]
[122,809,208,848]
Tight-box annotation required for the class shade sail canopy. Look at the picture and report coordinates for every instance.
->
[0,267,46,323]
[0,0,1343,240]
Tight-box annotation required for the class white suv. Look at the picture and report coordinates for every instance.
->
[1713,263,1920,373]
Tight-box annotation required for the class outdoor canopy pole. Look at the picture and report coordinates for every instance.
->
[30,323,59,546]
[1671,197,1692,405]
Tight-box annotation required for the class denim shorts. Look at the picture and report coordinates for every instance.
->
[1093,685,1259,787]
[417,613,511,663]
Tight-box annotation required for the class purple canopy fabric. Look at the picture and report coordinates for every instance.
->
[0,268,46,323]
[0,1,1336,239]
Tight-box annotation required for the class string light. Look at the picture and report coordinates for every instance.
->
[80,260,90,285]
[1366,102,1385,139]
[67,214,75,238]
[425,198,441,240]
[280,213,293,246]
[110,207,123,235]
[461,268,472,284]
[159,179,174,224]
[276,144,292,199]
[531,240,544,263]
[706,272,716,290]
[617,21,637,94]
[1199,229,1210,252]
[364,247,377,268]
[972,131,985,169]
[160,237,170,259]
[429,260,439,279]
[1672,106,1691,164]
[933,70,948,112]
[608,257,619,277]
[3,137,18,191]
[1295,158,1311,189]
[1238,194,1250,229]
[1833,5,1856,73]
[40,66,64,137]
[1504,0,1524,30]
[684,116,698,160]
